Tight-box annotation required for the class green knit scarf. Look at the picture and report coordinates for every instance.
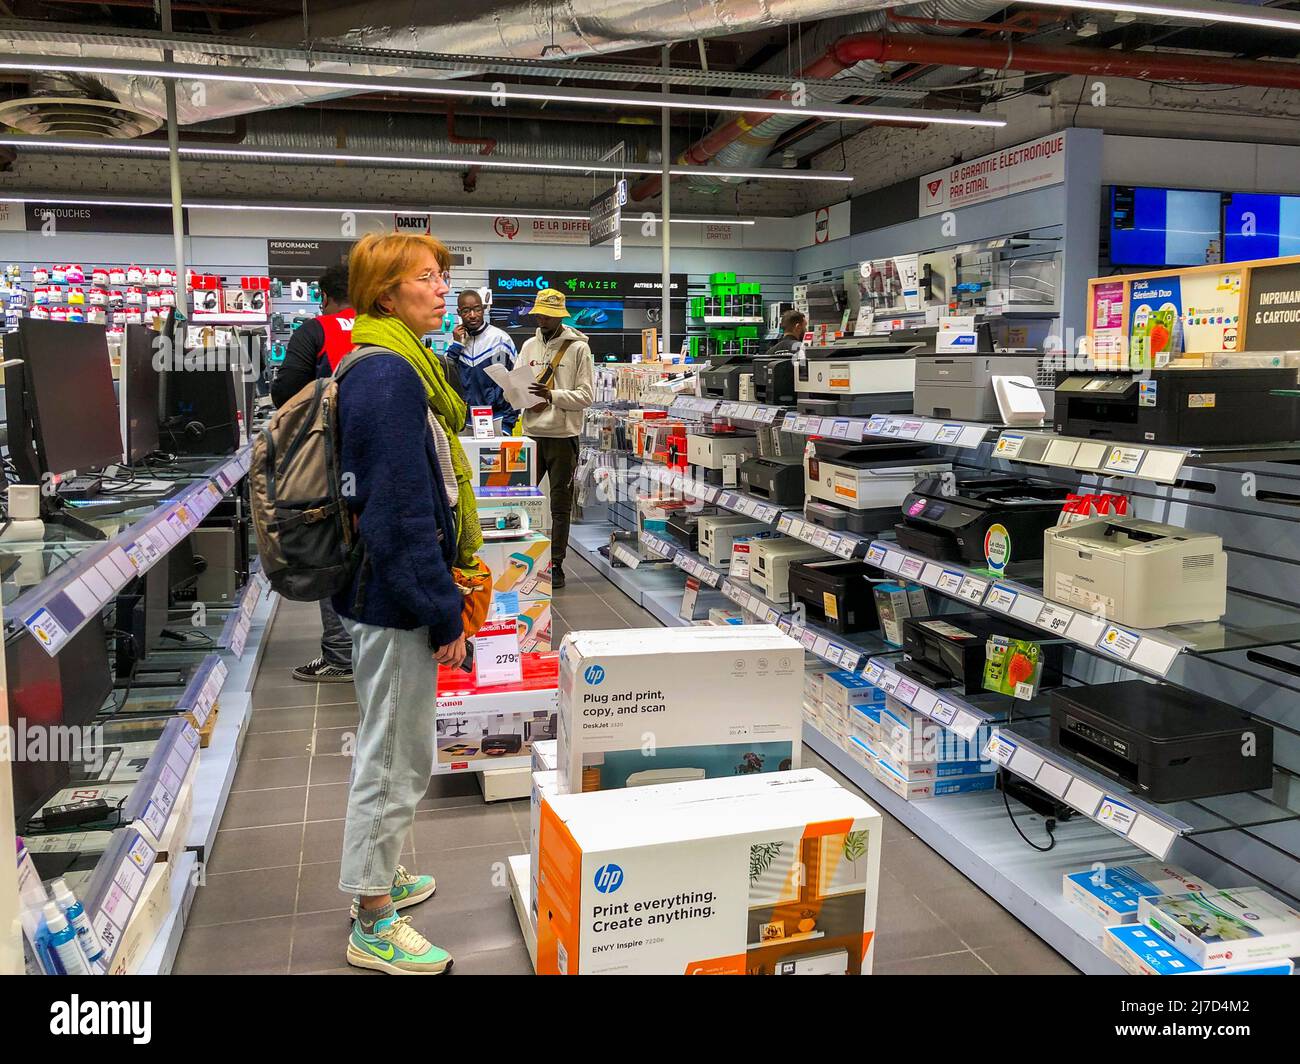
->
[351,313,483,565]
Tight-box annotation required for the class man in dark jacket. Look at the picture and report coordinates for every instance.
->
[270,263,357,683]
[270,264,356,407]
[765,309,807,356]
[441,289,518,433]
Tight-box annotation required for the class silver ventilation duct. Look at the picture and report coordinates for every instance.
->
[185,107,677,164]
[0,0,913,127]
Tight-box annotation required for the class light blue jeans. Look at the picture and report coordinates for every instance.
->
[338,619,437,896]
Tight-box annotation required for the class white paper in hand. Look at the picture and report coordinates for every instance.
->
[486,360,547,410]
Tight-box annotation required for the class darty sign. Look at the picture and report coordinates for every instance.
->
[918,133,1066,217]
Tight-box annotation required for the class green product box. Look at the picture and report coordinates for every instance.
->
[738,282,762,295]
[736,325,760,339]
[689,296,706,318]
[709,271,737,285]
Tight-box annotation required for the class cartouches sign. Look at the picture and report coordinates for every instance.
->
[1244,261,1300,349]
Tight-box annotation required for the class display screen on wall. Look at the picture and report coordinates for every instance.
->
[1108,186,1220,267]
[1222,192,1300,262]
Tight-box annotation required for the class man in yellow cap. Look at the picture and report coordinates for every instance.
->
[520,287,594,589]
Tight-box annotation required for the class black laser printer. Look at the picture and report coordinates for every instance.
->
[787,558,878,634]
[900,611,1063,696]
[752,353,797,405]
[740,454,804,506]
[665,507,719,553]
[894,472,1068,568]
[700,356,754,401]
[1053,367,1300,446]
[1050,680,1274,803]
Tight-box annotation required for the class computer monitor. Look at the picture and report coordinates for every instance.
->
[58,612,113,728]
[160,335,240,456]
[5,319,122,480]
[122,324,162,464]
[4,629,68,830]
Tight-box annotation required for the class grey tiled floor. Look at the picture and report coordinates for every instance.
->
[174,549,1077,976]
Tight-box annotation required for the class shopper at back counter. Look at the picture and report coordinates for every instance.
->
[270,263,358,685]
[520,287,595,589]
[330,231,488,975]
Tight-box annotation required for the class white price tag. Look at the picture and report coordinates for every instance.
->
[936,569,964,595]
[865,416,888,436]
[984,584,1018,613]
[1096,624,1141,661]
[880,551,905,574]
[800,629,818,651]
[830,419,850,440]
[880,671,901,694]
[935,423,963,445]
[778,514,794,534]
[894,679,919,704]
[929,700,959,726]
[679,578,701,622]
[899,556,925,580]
[866,544,887,567]
[950,711,980,741]
[24,607,71,655]
[994,433,1025,458]
[897,419,924,440]
[1036,601,1074,635]
[474,618,523,687]
[957,575,989,603]
[863,662,884,685]
[835,537,857,560]
[812,528,830,549]
[882,418,904,437]
[140,801,168,841]
[1096,795,1138,836]
[1102,446,1144,475]
[985,733,1018,766]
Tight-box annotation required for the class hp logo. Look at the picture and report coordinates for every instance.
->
[584,665,606,685]
[594,863,624,893]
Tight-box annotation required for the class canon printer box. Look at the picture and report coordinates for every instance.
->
[556,625,803,794]
[536,769,881,975]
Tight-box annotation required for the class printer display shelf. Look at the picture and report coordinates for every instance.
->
[668,396,721,421]
[666,546,727,590]
[777,616,888,675]
[713,400,788,427]
[859,657,995,743]
[633,459,791,527]
[782,411,997,451]
[776,511,869,562]
[992,429,1300,486]
[863,539,1189,681]
[984,721,1195,862]
[719,576,785,626]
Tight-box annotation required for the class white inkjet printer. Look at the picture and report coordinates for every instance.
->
[803,440,951,534]
[1043,516,1227,629]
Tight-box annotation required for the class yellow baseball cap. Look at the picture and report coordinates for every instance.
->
[527,288,569,318]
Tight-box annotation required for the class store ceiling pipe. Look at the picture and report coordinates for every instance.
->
[827,32,1300,88]
[633,13,1300,200]
[0,0,906,127]
[638,0,1008,199]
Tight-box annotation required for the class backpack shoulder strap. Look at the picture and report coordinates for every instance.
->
[333,344,392,381]
[538,338,575,387]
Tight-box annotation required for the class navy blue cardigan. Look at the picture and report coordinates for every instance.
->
[331,351,465,648]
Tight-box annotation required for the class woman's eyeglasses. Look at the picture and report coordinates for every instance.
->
[412,270,452,287]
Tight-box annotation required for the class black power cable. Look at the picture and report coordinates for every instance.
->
[1002,784,1057,852]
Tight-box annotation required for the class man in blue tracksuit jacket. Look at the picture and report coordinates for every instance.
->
[442,289,519,433]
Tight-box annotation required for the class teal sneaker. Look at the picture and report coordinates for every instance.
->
[346,915,453,975]
[349,865,436,919]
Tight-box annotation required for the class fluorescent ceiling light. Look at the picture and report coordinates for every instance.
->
[0,53,1005,128]
[0,194,755,225]
[1028,0,1300,31]
[0,134,854,183]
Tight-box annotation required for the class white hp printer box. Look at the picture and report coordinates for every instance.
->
[532,739,558,773]
[557,625,803,793]
[536,768,881,975]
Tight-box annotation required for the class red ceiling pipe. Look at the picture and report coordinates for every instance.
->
[631,31,1300,201]
[445,102,497,193]
[829,33,1300,87]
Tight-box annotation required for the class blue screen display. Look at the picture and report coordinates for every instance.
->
[1109,186,1221,267]
[1223,192,1300,262]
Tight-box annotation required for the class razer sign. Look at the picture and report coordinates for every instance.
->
[488,271,687,296]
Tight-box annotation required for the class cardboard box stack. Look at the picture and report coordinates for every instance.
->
[528,624,882,974]
[475,531,553,652]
